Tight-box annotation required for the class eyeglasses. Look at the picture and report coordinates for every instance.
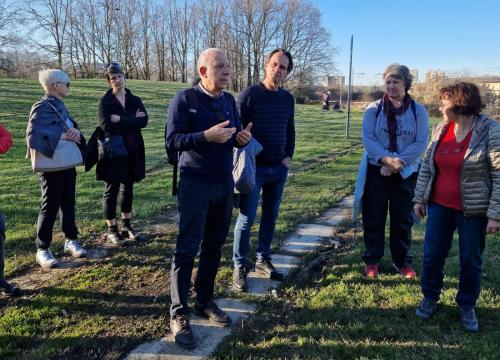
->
[56,82,70,88]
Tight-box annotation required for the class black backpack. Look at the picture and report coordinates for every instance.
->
[165,88,198,196]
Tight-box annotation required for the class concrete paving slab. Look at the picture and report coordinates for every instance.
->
[316,207,352,226]
[296,224,333,237]
[126,298,256,360]
[245,255,301,296]
[280,233,324,254]
[339,195,354,208]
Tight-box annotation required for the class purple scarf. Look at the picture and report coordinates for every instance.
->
[382,93,412,152]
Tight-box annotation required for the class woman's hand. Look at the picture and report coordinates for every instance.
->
[111,114,120,123]
[380,165,392,176]
[414,203,427,220]
[135,109,146,118]
[486,218,500,234]
[381,156,405,173]
[64,128,81,143]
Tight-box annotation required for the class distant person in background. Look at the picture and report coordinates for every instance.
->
[322,90,331,110]
[414,82,500,332]
[97,62,148,245]
[360,63,429,279]
[26,69,87,269]
[0,123,21,296]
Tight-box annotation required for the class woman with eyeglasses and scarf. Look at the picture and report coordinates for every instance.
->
[97,63,148,245]
[359,64,429,279]
[26,69,87,268]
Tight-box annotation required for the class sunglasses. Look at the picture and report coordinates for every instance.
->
[56,82,70,88]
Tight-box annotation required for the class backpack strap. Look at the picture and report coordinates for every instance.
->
[169,88,198,196]
[375,98,418,120]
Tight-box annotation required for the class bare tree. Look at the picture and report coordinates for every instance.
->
[25,0,72,68]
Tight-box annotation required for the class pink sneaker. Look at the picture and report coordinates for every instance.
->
[393,264,417,279]
[364,264,379,278]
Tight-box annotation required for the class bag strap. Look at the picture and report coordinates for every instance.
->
[46,101,70,131]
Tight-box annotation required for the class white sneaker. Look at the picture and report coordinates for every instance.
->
[64,239,87,258]
[36,249,59,268]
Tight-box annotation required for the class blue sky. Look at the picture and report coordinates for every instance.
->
[314,0,500,85]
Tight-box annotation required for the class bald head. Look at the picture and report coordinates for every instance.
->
[197,48,231,96]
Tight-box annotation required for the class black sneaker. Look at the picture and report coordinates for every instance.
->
[232,265,250,292]
[0,279,21,297]
[122,224,144,242]
[194,300,231,326]
[106,230,125,246]
[255,258,284,280]
[170,314,196,349]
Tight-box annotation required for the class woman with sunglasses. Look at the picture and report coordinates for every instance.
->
[97,63,148,244]
[359,63,429,279]
[26,69,87,268]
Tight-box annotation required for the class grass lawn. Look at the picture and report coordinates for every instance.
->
[0,78,363,359]
[0,79,498,359]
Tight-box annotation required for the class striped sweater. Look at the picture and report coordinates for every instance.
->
[237,83,295,165]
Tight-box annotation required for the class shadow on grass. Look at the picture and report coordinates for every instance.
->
[0,334,146,360]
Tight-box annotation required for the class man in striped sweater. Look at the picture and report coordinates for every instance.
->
[232,48,296,292]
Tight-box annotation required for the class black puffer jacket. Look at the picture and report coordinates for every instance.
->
[96,88,148,183]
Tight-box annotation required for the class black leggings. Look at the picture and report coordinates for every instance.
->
[103,182,134,220]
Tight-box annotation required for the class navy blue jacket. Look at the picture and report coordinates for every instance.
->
[237,83,295,165]
[166,85,241,183]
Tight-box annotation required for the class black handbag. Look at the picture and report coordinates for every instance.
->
[97,134,128,161]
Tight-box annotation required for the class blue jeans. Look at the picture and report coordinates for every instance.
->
[233,162,288,268]
[170,176,233,317]
[0,211,5,279]
[421,203,486,310]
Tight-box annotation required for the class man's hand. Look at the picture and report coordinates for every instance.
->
[136,109,146,118]
[236,122,253,146]
[380,165,392,176]
[282,156,292,168]
[64,128,81,144]
[381,156,405,173]
[111,114,120,123]
[414,203,427,220]
[204,120,236,143]
[486,218,500,234]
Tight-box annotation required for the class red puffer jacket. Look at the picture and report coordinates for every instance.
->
[0,123,13,154]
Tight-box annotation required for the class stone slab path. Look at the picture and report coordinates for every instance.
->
[126,195,353,359]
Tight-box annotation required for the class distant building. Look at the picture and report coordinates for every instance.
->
[323,75,345,88]
[410,68,419,83]
[481,81,500,95]
[425,69,446,82]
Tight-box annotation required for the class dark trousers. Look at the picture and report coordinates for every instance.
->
[36,168,78,250]
[0,211,5,279]
[421,203,486,310]
[103,181,134,220]
[362,164,417,267]
[170,177,233,317]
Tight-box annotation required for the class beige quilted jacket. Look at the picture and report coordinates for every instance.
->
[413,114,500,219]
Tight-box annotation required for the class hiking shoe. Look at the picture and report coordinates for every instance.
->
[106,230,125,246]
[255,258,284,280]
[458,306,479,332]
[122,224,144,242]
[0,279,21,297]
[232,265,250,292]
[416,298,437,319]
[393,263,417,279]
[170,314,196,349]
[64,239,87,258]
[36,248,59,269]
[194,300,232,326]
[364,264,379,278]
